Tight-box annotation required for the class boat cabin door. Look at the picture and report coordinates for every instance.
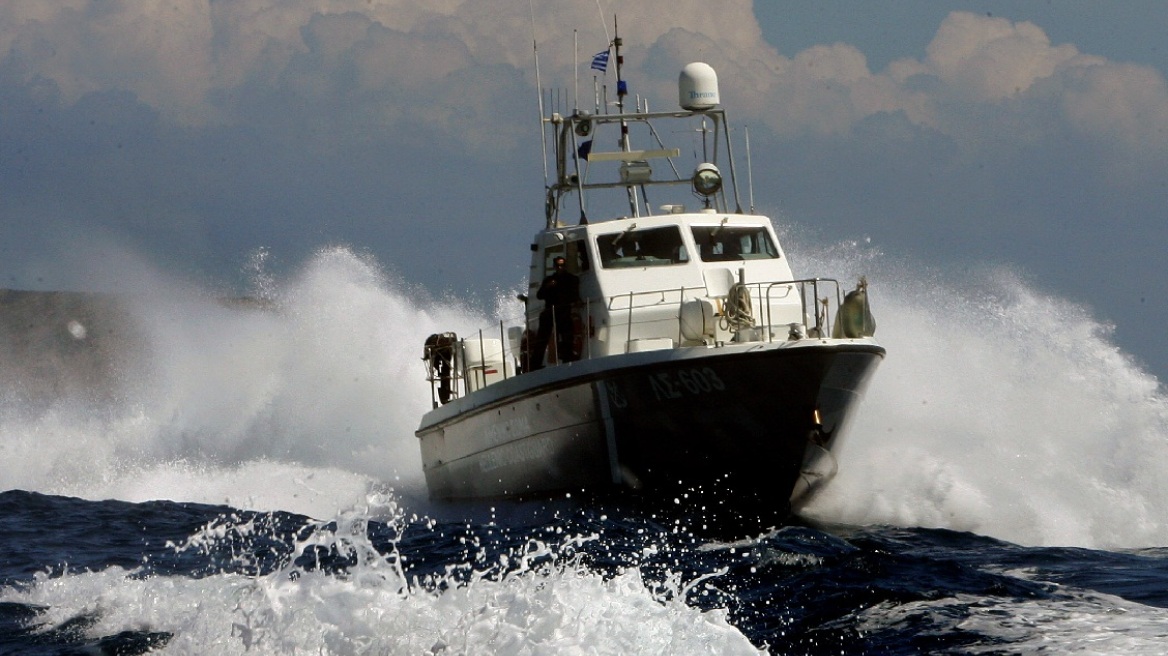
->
[528,239,593,320]
[524,238,594,364]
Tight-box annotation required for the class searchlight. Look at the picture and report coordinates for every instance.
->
[692,163,722,197]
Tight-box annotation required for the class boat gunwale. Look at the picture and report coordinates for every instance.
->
[416,337,884,435]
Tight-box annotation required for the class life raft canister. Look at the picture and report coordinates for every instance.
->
[832,278,877,338]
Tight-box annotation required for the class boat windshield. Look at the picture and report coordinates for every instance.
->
[596,225,690,268]
[691,226,779,261]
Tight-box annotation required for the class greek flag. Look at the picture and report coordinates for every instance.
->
[590,49,609,73]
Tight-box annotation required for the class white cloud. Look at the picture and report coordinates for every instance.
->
[923,11,1083,101]
[718,10,1168,162]
[3,2,1168,378]
[9,3,1165,158]
[4,3,1167,186]
[1061,61,1168,153]
[0,0,763,122]
[2,1,215,123]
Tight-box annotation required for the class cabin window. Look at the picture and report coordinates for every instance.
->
[543,240,591,275]
[596,225,690,268]
[691,226,779,261]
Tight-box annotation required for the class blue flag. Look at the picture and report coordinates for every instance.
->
[590,50,609,73]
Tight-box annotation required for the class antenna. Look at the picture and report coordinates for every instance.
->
[593,0,611,43]
[745,125,755,213]
[529,0,548,186]
[610,16,640,217]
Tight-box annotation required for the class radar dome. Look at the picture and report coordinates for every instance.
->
[678,62,720,110]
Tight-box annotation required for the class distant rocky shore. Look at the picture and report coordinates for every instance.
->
[0,289,142,409]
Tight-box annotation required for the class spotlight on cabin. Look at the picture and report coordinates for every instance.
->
[692,163,722,196]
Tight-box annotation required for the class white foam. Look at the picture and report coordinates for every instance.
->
[0,247,480,519]
[7,567,759,655]
[857,590,1168,654]
[0,504,762,655]
[794,239,1168,548]
[5,240,1168,547]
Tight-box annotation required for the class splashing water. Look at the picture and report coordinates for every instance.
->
[793,237,1168,548]
[0,247,487,518]
[6,241,1168,654]
[3,241,1168,547]
[0,492,762,655]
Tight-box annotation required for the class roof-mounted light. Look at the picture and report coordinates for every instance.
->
[574,111,593,137]
[692,163,722,197]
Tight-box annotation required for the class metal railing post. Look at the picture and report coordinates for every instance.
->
[499,320,507,380]
[585,299,593,360]
[626,291,634,352]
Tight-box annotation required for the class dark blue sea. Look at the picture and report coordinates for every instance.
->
[4,246,1168,653]
[3,491,1168,654]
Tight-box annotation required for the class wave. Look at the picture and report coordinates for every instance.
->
[793,235,1168,548]
[3,242,1167,548]
[0,247,478,517]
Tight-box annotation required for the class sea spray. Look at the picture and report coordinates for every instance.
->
[790,234,1168,548]
[0,247,481,515]
[7,239,1168,653]
[5,239,1168,547]
[2,494,763,654]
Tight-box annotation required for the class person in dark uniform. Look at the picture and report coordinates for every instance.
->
[531,256,580,369]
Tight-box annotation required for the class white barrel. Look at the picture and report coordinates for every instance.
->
[679,62,720,110]
[461,337,504,368]
[680,298,717,341]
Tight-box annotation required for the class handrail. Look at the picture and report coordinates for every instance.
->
[422,277,849,403]
[763,278,843,339]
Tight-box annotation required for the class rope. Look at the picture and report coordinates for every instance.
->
[721,283,756,332]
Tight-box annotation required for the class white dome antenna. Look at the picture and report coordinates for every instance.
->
[679,62,720,111]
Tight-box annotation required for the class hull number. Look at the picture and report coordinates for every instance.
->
[648,367,726,401]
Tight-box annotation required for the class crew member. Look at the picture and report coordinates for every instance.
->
[531,256,580,369]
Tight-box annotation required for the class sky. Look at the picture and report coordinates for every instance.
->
[2,1,1167,381]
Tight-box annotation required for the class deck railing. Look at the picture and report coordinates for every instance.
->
[422,278,845,407]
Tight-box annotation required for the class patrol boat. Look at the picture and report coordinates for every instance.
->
[416,52,883,520]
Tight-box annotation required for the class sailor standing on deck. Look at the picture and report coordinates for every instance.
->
[531,256,580,369]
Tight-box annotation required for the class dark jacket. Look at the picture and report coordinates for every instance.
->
[536,269,580,311]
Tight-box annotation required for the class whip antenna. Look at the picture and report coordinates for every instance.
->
[593,0,611,43]
[745,125,755,213]
[529,0,549,185]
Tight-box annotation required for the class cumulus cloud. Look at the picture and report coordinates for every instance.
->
[701,11,1168,160]
[2,2,1167,376]
[1060,61,1168,151]
[0,1,759,123]
[923,11,1083,100]
[5,4,1165,158]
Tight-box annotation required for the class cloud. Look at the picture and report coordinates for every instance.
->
[1060,61,1168,153]
[2,1,216,124]
[2,2,1167,376]
[9,4,1163,159]
[639,11,1168,166]
[0,0,761,123]
[922,11,1083,100]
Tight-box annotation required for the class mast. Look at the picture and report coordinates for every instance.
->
[611,17,641,218]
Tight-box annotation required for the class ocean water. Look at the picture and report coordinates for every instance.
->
[2,243,1168,654]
